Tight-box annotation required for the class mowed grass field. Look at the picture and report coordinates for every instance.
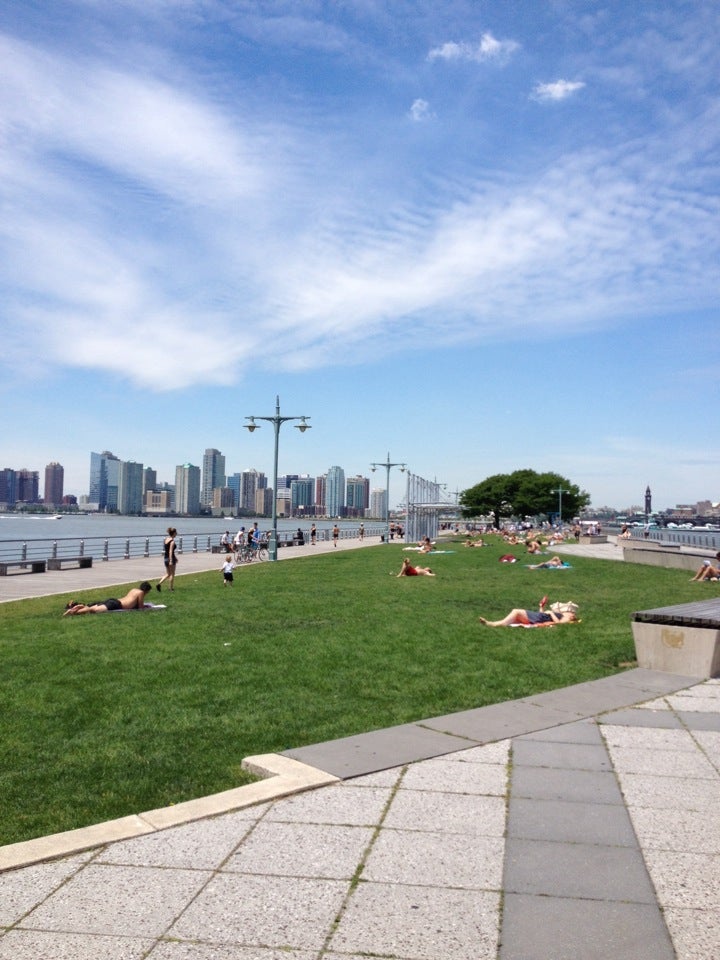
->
[0,538,705,845]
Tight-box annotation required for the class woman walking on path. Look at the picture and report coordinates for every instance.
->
[157,527,178,592]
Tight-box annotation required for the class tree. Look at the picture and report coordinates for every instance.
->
[460,469,591,527]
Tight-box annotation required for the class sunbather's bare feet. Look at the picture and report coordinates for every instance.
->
[479,617,489,625]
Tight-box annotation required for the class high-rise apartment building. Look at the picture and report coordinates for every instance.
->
[326,466,346,518]
[370,488,387,519]
[175,463,201,514]
[315,474,326,514]
[44,462,64,506]
[0,468,17,508]
[201,449,226,507]
[291,476,315,515]
[143,467,157,496]
[118,461,144,514]
[89,451,120,511]
[346,475,369,516]
[17,470,40,504]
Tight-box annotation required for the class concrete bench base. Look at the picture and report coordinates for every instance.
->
[632,599,720,678]
[0,560,46,575]
[579,535,607,544]
[46,556,93,571]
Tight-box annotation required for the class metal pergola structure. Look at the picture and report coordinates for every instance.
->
[400,473,457,543]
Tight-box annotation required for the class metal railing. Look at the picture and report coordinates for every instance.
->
[0,525,385,565]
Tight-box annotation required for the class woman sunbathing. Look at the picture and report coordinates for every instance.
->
[479,604,578,627]
[397,558,436,577]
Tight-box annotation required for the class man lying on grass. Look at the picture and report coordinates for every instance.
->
[63,582,153,615]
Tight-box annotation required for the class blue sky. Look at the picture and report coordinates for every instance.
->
[2,0,718,512]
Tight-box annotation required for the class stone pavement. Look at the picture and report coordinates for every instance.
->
[2,541,720,958]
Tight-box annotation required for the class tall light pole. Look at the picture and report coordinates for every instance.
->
[551,485,567,526]
[245,396,311,561]
[370,452,406,543]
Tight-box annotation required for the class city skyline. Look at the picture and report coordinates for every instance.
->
[1,3,718,509]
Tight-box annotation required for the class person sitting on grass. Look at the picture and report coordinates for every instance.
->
[689,552,720,581]
[63,582,153,615]
[397,557,436,577]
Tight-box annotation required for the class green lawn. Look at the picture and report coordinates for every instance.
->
[0,540,704,845]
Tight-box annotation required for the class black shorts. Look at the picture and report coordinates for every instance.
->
[103,598,122,611]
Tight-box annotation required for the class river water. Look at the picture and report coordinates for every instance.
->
[0,515,382,562]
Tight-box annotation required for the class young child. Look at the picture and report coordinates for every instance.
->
[221,554,235,586]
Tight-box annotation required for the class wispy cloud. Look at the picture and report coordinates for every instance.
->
[531,79,586,102]
[409,98,434,122]
[427,32,519,64]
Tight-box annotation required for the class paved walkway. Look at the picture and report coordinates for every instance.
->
[2,540,719,959]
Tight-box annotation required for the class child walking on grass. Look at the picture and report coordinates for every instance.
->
[221,554,235,586]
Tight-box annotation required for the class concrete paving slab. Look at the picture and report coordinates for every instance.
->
[167,873,349,953]
[399,756,508,794]
[503,837,657,902]
[423,699,587,741]
[518,718,604,744]
[384,789,507,837]
[0,855,91,926]
[507,796,638,846]
[329,882,501,960]
[598,707,683,728]
[617,772,720,810]
[643,850,720,909]
[283,723,476,777]
[663,909,720,960]
[499,894,675,960]
[601,725,697,751]
[607,744,718,778]
[510,766,624,805]
[224,821,374,879]
[362,829,505,889]
[95,808,267,869]
[263,781,394,825]
[148,946,315,960]
[677,710,720,731]
[0,930,154,960]
[629,805,720,854]
[511,739,613,771]
[21,863,212,938]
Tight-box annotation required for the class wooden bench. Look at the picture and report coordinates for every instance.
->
[46,556,93,571]
[0,560,47,576]
[632,599,720,678]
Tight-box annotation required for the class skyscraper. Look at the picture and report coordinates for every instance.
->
[175,463,201,514]
[17,470,40,504]
[326,466,346,518]
[0,468,17,508]
[202,449,226,507]
[89,451,120,511]
[118,461,144,514]
[44,462,64,506]
[346,475,369,516]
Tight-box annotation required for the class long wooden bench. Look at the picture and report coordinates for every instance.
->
[46,556,93,571]
[632,599,720,678]
[0,559,47,576]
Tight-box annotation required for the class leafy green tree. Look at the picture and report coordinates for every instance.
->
[460,469,591,527]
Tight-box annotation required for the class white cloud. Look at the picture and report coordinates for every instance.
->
[409,98,434,122]
[531,79,586,102]
[427,32,519,64]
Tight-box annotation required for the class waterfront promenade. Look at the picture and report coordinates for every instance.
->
[1,538,719,958]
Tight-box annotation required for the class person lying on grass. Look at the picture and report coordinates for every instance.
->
[397,557,436,577]
[479,597,579,627]
[527,556,570,569]
[63,582,153,615]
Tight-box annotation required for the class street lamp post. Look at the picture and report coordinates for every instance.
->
[244,396,311,561]
[370,452,406,543]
